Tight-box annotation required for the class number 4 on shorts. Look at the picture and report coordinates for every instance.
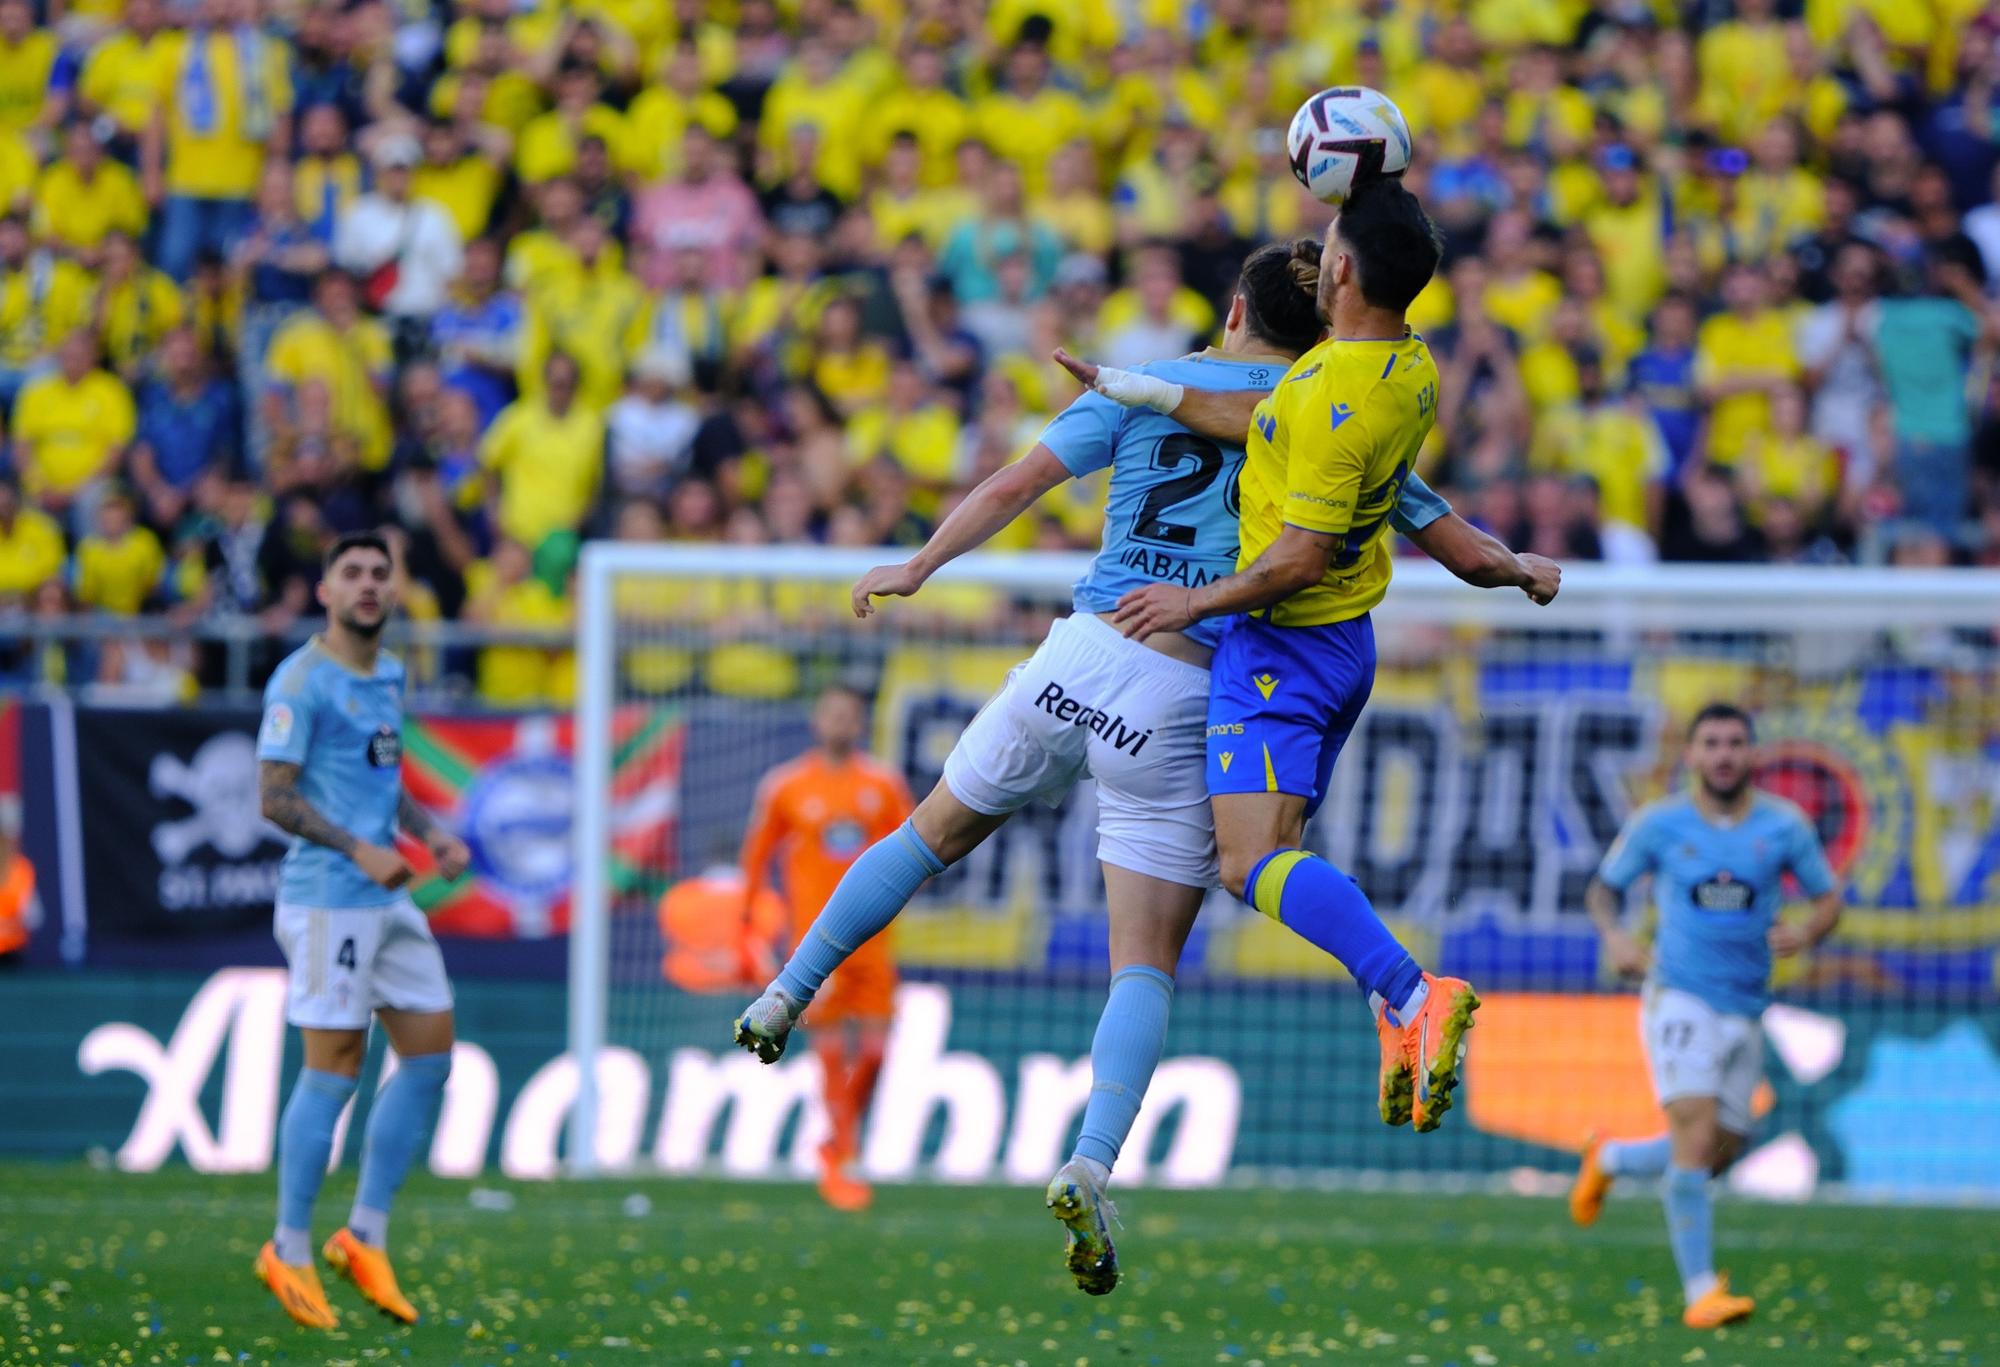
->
[337,937,357,970]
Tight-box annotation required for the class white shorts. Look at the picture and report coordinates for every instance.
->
[943,613,1216,888]
[275,897,454,1030]
[1641,983,1762,1134]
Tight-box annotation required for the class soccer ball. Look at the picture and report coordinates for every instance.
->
[1285,86,1413,205]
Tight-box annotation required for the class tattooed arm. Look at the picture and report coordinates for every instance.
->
[260,760,359,855]
[261,760,412,888]
[397,792,439,844]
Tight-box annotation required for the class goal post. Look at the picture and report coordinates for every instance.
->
[569,544,2000,1201]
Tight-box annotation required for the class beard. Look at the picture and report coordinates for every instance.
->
[339,609,387,640]
[1699,771,1749,802]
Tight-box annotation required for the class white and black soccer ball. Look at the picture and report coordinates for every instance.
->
[1285,86,1413,205]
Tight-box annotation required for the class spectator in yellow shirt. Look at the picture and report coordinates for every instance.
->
[464,537,574,706]
[808,295,891,417]
[262,270,392,473]
[516,215,650,413]
[758,37,866,200]
[1481,210,1563,341]
[860,43,968,187]
[0,214,93,408]
[481,350,605,553]
[973,42,1090,196]
[290,103,363,243]
[77,0,179,147]
[0,0,62,138]
[144,0,294,281]
[33,121,147,264]
[412,116,503,245]
[517,60,632,186]
[12,329,136,523]
[87,229,183,379]
[0,473,64,605]
[73,487,165,615]
[1736,383,1840,525]
[1695,263,1800,467]
[622,40,740,182]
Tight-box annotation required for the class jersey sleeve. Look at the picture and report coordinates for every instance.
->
[1035,389,1125,477]
[1281,378,1374,536]
[1597,807,1661,890]
[1784,812,1838,898]
[256,666,314,766]
[1389,469,1451,536]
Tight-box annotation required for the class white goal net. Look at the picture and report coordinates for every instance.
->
[569,545,2000,1203]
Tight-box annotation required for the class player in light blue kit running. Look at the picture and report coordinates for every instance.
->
[734,238,1557,1295]
[252,531,471,1330]
[1571,702,1841,1330]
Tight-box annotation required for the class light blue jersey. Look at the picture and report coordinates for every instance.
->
[1038,350,1452,649]
[1598,791,1837,1016]
[257,639,408,909]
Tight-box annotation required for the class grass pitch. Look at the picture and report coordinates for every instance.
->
[2,1163,1995,1366]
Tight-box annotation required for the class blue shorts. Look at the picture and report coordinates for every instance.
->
[1205,612,1375,818]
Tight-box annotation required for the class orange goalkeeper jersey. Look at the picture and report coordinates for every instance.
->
[739,751,914,939]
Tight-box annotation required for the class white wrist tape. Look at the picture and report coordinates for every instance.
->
[1091,366,1185,414]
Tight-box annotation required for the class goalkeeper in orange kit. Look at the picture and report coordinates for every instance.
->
[738,684,913,1210]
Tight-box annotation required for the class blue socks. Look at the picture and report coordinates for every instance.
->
[776,820,945,1005]
[275,1067,357,1264]
[1602,1135,1672,1178]
[351,1051,452,1248]
[1072,966,1175,1173]
[1245,849,1424,1011]
[1664,1163,1717,1302]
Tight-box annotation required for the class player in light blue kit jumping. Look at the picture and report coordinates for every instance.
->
[733,238,1558,1295]
[253,531,471,1330]
[1571,702,1841,1330]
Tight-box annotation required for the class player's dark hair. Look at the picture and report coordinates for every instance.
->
[1687,702,1754,742]
[1335,178,1443,312]
[324,531,391,573]
[1237,237,1325,354]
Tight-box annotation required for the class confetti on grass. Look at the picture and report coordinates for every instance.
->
[0,1165,1996,1366]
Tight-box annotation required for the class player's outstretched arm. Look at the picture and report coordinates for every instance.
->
[1113,523,1337,638]
[852,446,1070,617]
[260,759,411,889]
[1406,513,1561,603]
[398,791,471,881]
[1052,348,1264,446]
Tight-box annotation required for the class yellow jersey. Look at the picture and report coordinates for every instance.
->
[1242,331,1439,628]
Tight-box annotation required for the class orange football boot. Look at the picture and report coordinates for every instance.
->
[1570,1133,1611,1227]
[255,1241,339,1330]
[1683,1273,1755,1329]
[1376,973,1481,1132]
[324,1228,418,1324]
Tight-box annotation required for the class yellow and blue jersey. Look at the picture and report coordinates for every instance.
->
[1598,792,1837,1016]
[256,639,407,910]
[1241,331,1439,627]
[1037,348,1452,649]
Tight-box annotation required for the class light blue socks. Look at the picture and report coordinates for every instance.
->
[1602,1135,1672,1178]
[776,820,945,1005]
[1245,848,1425,1012]
[275,1067,358,1264]
[1664,1163,1717,1301]
[1072,966,1176,1174]
[350,1051,452,1248]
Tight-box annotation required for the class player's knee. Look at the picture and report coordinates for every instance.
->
[1710,1131,1746,1175]
[1218,848,1259,901]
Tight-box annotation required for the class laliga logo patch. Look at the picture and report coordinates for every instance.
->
[366,726,403,768]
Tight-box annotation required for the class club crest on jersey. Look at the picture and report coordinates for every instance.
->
[366,725,402,768]
[823,819,866,857]
[1692,870,1753,912]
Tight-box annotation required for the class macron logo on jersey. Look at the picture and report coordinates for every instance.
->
[1331,402,1354,431]
[1034,681,1152,756]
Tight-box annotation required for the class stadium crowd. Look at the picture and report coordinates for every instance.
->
[0,0,1997,701]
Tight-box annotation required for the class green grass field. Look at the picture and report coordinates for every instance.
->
[2,1163,1995,1367]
